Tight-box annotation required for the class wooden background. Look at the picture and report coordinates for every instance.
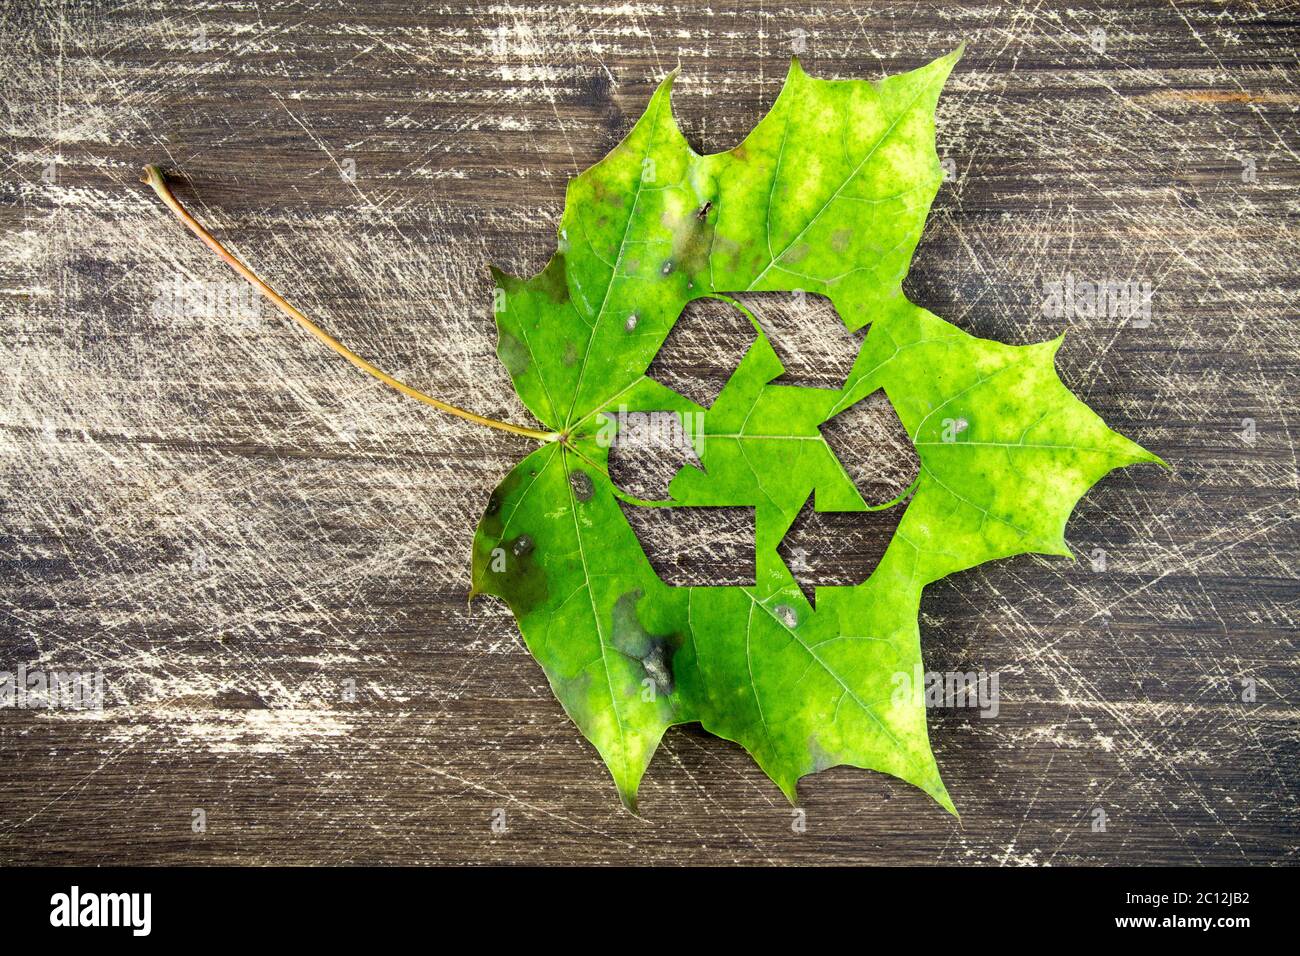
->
[1,0,1296,865]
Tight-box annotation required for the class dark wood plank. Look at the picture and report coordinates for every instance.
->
[0,0,1296,864]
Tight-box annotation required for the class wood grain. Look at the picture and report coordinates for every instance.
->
[0,0,1296,865]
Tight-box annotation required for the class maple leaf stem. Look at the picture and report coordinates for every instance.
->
[139,165,560,444]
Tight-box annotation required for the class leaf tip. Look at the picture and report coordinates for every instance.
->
[924,43,967,86]
[657,65,681,95]
[931,780,959,817]
[1120,438,1169,471]
[617,785,642,817]
[1145,449,1172,471]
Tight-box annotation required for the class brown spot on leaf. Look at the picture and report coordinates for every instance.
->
[611,589,679,695]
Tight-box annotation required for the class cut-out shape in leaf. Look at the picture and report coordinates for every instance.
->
[619,502,755,587]
[820,388,920,506]
[607,408,703,499]
[777,493,908,604]
[644,294,758,410]
[736,290,862,391]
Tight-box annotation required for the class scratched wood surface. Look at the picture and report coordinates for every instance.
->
[1,0,1296,865]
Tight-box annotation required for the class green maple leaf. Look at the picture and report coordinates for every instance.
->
[471,48,1162,813]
